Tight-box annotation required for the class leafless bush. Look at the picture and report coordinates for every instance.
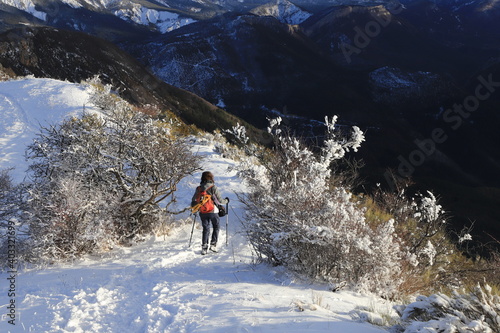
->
[25,86,200,260]
[397,284,500,332]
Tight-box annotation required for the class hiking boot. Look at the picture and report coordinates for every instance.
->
[201,248,208,255]
[209,245,218,253]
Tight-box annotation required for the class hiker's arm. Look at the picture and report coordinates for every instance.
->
[213,186,228,205]
[191,190,198,207]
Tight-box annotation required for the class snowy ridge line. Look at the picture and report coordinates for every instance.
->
[0,78,98,182]
[0,0,47,20]
[113,4,197,33]
[0,0,197,33]
[250,0,313,25]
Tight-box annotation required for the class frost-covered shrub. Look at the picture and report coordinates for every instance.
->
[397,190,453,273]
[396,284,500,333]
[28,175,119,259]
[371,180,457,294]
[238,116,406,296]
[211,130,244,160]
[223,122,263,157]
[25,84,200,259]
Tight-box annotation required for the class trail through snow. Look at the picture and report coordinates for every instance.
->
[0,78,391,332]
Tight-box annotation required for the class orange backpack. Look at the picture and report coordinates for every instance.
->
[191,185,214,214]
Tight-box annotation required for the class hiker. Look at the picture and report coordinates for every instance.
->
[191,171,228,255]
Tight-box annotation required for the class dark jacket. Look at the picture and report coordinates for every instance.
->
[191,181,228,211]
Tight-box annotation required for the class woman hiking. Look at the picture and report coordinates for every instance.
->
[191,171,228,255]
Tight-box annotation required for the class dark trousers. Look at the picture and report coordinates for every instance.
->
[200,213,220,248]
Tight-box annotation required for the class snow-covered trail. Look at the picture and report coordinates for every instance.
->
[11,227,256,332]
[2,227,384,332]
[1,143,388,333]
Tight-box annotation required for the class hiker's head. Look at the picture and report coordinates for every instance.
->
[201,171,214,183]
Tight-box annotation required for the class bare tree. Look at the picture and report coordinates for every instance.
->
[26,87,200,259]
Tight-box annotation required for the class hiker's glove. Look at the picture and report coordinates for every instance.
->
[225,197,230,203]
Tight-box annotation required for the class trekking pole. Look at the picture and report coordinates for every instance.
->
[188,213,197,247]
[225,198,230,246]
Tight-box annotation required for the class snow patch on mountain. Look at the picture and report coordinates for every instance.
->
[368,66,445,104]
[0,0,46,20]
[114,5,196,33]
[369,66,438,89]
[62,0,82,8]
[0,0,196,33]
[250,0,312,24]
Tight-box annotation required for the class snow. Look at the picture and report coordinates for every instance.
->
[250,0,312,25]
[114,6,197,34]
[0,0,47,20]
[369,66,438,90]
[0,77,391,332]
[0,218,389,331]
[0,0,196,33]
[368,66,444,103]
[0,77,99,182]
[216,97,226,108]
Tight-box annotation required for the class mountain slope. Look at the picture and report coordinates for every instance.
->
[0,78,392,332]
[124,4,500,242]
[0,2,44,31]
[126,13,376,128]
[0,26,253,134]
[1,0,499,247]
[0,0,200,34]
[250,0,313,24]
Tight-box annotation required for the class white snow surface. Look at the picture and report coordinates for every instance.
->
[250,0,312,25]
[0,0,196,33]
[0,77,391,332]
[0,77,99,182]
[0,0,47,20]
[114,5,196,33]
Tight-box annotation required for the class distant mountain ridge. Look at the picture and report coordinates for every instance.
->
[0,0,312,34]
[0,0,200,34]
[0,25,253,135]
[2,0,497,38]
[250,0,312,24]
